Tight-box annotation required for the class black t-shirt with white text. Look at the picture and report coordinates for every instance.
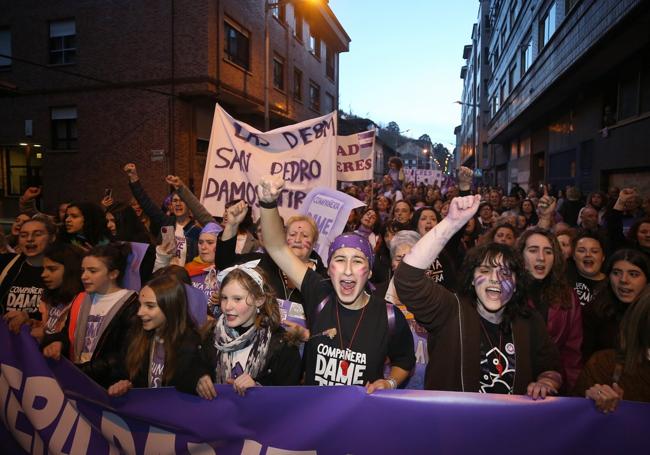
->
[300,269,415,386]
[2,260,44,318]
[574,275,606,307]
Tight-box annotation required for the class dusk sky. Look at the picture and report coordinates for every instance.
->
[328,0,478,147]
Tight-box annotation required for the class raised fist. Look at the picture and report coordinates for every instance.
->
[21,186,42,202]
[224,200,249,227]
[447,195,481,226]
[537,195,557,218]
[165,175,183,189]
[257,175,285,204]
[615,188,637,211]
[458,166,473,185]
[123,163,139,182]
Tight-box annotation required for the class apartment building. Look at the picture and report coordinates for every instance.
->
[0,0,350,213]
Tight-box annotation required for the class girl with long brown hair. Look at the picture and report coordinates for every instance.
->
[108,274,202,396]
[516,227,583,390]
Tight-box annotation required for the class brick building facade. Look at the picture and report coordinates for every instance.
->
[0,0,350,214]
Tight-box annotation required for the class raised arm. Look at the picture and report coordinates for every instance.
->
[123,163,172,229]
[536,186,557,230]
[403,195,481,269]
[605,188,637,252]
[258,175,309,289]
[19,187,44,217]
[457,166,474,196]
[166,175,215,227]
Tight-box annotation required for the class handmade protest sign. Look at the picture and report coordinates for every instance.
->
[300,187,365,264]
[336,130,375,182]
[200,104,337,219]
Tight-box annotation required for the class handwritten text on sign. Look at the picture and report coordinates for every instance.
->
[200,105,338,219]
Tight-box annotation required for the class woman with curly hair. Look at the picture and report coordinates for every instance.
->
[64,202,111,248]
[105,202,153,244]
[395,196,562,397]
[517,228,583,390]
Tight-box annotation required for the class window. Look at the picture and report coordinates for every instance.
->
[510,141,519,160]
[520,35,533,77]
[539,3,557,49]
[641,61,650,114]
[49,20,76,65]
[509,1,518,29]
[294,68,303,101]
[499,80,506,106]
[273,55,284,90]
[309,32,320,59]
[500,27,507,52]
[325,92,335,113]
[271,4,286,23]
[0,29,10,68]
[51,106,78,150]
[566,0,580,14]
[309,81,320,112]
[618,67,640,120]
[7,147,43,196]
[294,11,303,41]
[325,44,335,80]
[509,60,517,91]
[224,20,250,70]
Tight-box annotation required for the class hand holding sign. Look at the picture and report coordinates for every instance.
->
[108,380,133,397]
[159,226,177,255]
[257,174,285,204]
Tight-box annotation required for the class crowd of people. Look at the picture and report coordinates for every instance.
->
[1,160,649,416]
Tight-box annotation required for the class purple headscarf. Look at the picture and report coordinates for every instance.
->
[327,233,374,268]
[200,222,222,237]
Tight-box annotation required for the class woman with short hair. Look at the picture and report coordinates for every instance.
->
[259,175,415,391]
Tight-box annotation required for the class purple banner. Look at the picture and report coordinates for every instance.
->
[1,323,649,455]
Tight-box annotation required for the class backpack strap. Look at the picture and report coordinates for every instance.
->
[0,254,21,284]
[314,295,331,319]
[385,302,396,338]
[67,292,87,359]
[0,255,22,311]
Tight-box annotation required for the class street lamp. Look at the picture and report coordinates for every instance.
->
[453,100,480,108]
[265,0,320,131]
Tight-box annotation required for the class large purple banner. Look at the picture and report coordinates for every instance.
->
[1,323,649,454]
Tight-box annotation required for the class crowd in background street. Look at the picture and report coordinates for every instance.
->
[1,156,649,417]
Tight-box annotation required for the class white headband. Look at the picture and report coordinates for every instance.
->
[216,259,264,292]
